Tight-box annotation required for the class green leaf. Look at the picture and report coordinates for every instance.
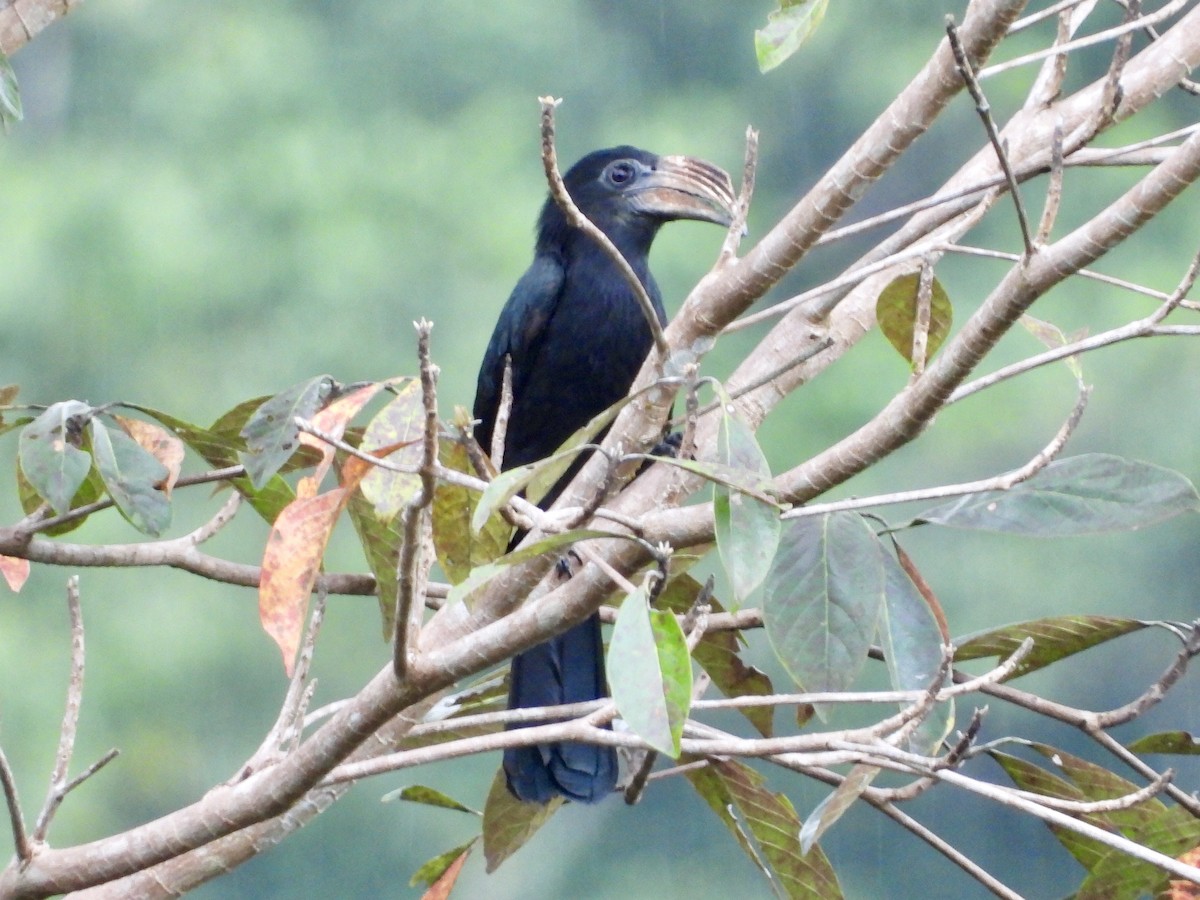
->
[1033,743,1168,829]
[608,585,691,756]
[89,418,171,536]
[714,403,780,607]
[1029,744,1200,898]
[0,50,22,132]
[800,764,880,855]
[658,575,775,737]
[239,375,335,488]
[1076,806,1200,899]
[18,401,93,516]
[481,767,563,872]
[879,549,953,754]
[955,616,1146,679]
[358,380,424,521]
[131,402,297,524]
[408,840,477,890]
[381,784,480,815]
[704,759,844,898]
[1021,313,1085,383]
[1125,731,1200,755]
[764,512,885,696]
[344,471,403,639]
[684,762,777,882]
[875,271,953,368]
[16,453,104,536]
[432,439,512,583]
[913,454,1200,536]
[470,441,602,534]
[990,750,1108,870]
[755,0,830,73]
[992,743,1200,897]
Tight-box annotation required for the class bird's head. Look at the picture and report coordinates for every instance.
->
[538,145,738,254]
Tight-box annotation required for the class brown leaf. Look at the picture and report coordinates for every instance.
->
[259,487,348,675]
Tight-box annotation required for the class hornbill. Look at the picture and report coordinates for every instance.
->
[473,146,737,804]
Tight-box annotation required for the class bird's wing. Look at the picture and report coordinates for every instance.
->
[472,253,566,455]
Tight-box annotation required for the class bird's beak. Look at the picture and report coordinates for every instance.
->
[627,155,739,228]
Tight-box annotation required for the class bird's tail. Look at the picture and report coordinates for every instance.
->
[503,613,618,803]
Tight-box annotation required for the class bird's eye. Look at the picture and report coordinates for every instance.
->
[605,161,637,187]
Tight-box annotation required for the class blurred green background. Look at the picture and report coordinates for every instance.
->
[2,1,1199,897]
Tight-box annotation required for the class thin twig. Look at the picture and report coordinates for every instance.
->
[932,766,1200,885]
[537,96,668,361]
[1007,0,1095,35]
[911,256,936,377]
[781,388,1088,521]
[1013,769,1172,814]
[0,745,29,863]
[1094,0,1140,132]
[32,576,87,842]
[394,319,439,679]
[490,354,514,470]
[1035,119,1065,243]
[717,126,758,266]
[248,589,329,771]
[946,241,1194,303]
[951,243,1200,403]
[947,15,1035,257]
[674,335,833,426]
[980,0,1190,79]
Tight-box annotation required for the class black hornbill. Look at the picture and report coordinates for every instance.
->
[473,146,737,804]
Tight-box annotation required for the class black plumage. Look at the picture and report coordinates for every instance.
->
[473,146,736,804]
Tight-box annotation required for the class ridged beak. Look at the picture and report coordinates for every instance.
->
[627,155,738,228]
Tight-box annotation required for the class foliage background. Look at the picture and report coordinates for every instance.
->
[1,1,1198,897]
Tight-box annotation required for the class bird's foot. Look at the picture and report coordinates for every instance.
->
[649,430,683,459]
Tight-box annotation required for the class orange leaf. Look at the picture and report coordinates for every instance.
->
[0,555,30,592]
[259,487,347,675]
[301,382,386,487]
